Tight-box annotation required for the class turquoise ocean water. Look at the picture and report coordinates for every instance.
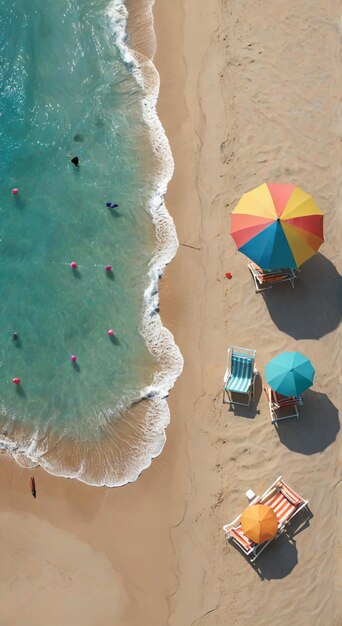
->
[0,0,182,485]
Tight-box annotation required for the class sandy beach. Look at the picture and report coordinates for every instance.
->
[1,1,341,625]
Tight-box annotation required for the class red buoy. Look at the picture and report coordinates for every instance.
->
[12,377,20,385]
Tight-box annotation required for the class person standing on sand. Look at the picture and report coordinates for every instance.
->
[30,476,36,498]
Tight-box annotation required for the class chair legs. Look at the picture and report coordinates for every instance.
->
[222,387,252,407]
[223,372,257,407]
[271,403,300,423]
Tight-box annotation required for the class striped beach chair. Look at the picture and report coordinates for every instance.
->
[264,385,303,423]
[248,262,297,293]
[223,346,257,406]
[223,476,309,562]
[261,479,307,526]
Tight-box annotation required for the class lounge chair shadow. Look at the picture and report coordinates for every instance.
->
[262,254,342,340]
[228,374,262,419]
[253,508,313,580]
[253,535,298,580]
[287,506,314,538]
[275,390,339,454]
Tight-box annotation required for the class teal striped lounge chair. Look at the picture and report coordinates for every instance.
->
[223,347,257,407]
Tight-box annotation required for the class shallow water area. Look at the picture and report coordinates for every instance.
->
[0,0,180,485]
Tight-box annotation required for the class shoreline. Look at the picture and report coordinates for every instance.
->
[152,0,229,620]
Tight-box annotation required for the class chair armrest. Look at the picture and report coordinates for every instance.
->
[223,368,231,383]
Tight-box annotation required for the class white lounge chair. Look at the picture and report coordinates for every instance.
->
[264,385,303,423]
[223,346,257,407]
[248,263,297,293]
[223,476,309,562]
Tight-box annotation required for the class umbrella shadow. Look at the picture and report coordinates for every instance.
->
[226,374,262,419]
[252,508,313,580]
[262,254,342,340]
[275,390,339,454]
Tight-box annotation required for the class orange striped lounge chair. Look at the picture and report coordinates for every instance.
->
[264,385,303,423]
[248,262,297,293]
[223,476,309,562]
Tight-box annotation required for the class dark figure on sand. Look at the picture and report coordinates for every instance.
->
[30,476,36,498]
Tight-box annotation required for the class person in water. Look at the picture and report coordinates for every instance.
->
[71,156,79,167]
[12,332,18,341]
[106,202,118,208]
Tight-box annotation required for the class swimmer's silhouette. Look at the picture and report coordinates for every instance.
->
[71,156,79,167]
[73,133,84,143]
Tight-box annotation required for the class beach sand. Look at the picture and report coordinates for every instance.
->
[1,1,341,625]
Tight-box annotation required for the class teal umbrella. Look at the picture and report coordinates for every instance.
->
[265,352,315,397]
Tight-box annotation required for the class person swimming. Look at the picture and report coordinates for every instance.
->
[71,156,79,167]
[106,202,118,208]
[12,332,18,341]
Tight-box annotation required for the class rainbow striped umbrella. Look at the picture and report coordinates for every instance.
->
[231,183,324,270]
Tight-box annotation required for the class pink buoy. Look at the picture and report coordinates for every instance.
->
[12,377,20,385]
[70,261,78,269]
[12,188,19,195]
[107,329,115,336]
[105,264,112,272]
[70,355,77,362]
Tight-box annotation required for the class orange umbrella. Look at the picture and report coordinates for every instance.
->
[241,504,278,544]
